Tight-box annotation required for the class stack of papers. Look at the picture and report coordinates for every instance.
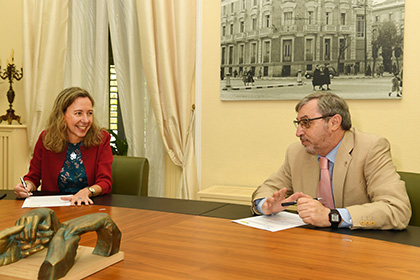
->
[22,195,73,208]
[232,211,306,232]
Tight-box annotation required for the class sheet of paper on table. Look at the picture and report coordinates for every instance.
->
[22,195,73,208]
[232,211,307,232]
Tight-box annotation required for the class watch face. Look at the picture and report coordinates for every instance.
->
[331,213,340,222]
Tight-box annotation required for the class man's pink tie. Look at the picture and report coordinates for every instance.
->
[317,157,335,209]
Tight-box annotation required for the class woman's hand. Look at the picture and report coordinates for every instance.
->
[61,188,93,206]
[14,181,33,199]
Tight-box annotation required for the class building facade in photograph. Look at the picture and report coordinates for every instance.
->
[220,0,404,79]
[371,0,404,75]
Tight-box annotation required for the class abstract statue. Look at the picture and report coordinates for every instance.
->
[0,208,121,279]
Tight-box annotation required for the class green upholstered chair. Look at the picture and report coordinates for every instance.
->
[398,171,420,227]
[111,156,149,196]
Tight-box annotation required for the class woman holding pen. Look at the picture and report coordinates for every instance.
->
[14,87,113,206]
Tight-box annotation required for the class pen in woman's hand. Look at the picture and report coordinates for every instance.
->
[20,177,31,197]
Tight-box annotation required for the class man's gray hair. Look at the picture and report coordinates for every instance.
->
[295,92,352,130]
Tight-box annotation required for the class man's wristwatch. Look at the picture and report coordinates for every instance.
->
[329,209,342,228]
[88,187,96,197]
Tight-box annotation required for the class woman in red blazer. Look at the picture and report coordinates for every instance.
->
[14,87,113,206]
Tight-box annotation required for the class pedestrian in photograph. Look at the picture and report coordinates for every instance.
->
[392,63,397,74]
[312,65,323,90]
[247,70,255,86]
[376,65,381,77]
[323,64,331,90]
[354,63,359,75]
[242,68,248,86]
[400,68,403,88]
[366,64,372,76]
[345,64,351,75]
[379,63,384,77]
[389,73,401,97]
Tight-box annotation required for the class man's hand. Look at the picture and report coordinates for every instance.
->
[261,188,305,215]
[296,196,331,227]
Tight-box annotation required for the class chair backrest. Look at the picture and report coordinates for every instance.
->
[398,171,420,227]
[111,156,149,196]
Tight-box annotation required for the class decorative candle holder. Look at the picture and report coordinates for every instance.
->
[0,50,23,124]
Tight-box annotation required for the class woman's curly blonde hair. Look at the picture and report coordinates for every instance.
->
[43,87,104,153]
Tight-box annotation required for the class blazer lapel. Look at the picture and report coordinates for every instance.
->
[332,129,354,208]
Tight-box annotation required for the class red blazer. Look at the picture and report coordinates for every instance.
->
[24,130,113,194]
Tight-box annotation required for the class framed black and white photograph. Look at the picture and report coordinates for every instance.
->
[220,0,405,101]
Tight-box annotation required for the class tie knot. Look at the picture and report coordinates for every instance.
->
[319,156,329,170]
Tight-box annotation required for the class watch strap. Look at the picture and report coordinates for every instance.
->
[329,209,342,228]
[88,187,96,197]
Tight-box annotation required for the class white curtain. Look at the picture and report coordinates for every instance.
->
[144,91,165,197]
[63,0,109,127]
[137,0,198,199]
[22,0,166,197]
[107,0,165,197]
[23,0,69,152]
[107,0,144,156]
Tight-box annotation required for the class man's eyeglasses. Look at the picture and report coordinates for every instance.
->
[293,115,334,129]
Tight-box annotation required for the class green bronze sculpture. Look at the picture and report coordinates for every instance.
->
[0,208,121,279]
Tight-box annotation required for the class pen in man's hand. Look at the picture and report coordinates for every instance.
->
[20,177,31,196]
[281,197,322,207]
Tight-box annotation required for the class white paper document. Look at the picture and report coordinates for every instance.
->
[22,195,73,208]
[232,211,307,232]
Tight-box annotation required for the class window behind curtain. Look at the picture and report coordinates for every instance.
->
[108,34,126,141]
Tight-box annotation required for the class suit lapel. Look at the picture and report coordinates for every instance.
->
[332,129,354,207]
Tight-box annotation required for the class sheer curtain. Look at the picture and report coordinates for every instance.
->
[23,0,109,147]
[22,0,166,197]
[137,0,198,199]
[23,0,69,151]
[63,0,109,127]
[107,0,165,197]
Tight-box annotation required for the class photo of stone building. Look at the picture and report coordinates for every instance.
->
[220,0,405,101]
